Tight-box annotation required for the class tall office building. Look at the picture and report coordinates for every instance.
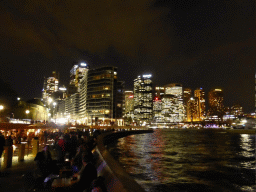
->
[133,74,153,122]
[162,83,185,123]
[42,71,59,101]
[86,66,124,125]
[208,88,224,115]
[77,63,89,123]
[124,91,134,115]
[155,86,165,99]
[187,97,199,122]
[183,88,192,122]
[69,63,89,94]
[194,88,206,121]
[153,96,163,122]
[65,63,89,122]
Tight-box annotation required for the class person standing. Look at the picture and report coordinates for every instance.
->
[0,132,5,175]
[57,136,66,163]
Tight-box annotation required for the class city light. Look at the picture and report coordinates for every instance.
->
[25,110,30,114]
[59,87,67,91]
[80,62,87,66]
[0,105,3,110]
[48,97,53,103]
[143,74,152,78]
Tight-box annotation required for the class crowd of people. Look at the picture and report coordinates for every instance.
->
[33,129,106,192]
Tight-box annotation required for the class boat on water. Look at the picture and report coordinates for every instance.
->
[232,118,256,129]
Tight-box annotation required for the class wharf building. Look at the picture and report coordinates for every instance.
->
[86,66,124,126]
[133,74,153,123]
[161,83,185,123]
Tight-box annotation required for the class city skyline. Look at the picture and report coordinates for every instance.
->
[0,1,255,113]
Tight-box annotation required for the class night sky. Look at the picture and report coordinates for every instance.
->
[0,0,255,112]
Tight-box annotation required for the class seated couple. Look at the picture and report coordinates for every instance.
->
[53,153,97,192]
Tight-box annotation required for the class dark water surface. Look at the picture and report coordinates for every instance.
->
[107,129,256,192]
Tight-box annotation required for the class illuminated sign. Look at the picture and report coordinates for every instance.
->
[215,89,222,91]
[129,95,134,98]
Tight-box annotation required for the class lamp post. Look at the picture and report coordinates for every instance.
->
[0,105,4,122]
[25,110,30,124]
[53,102,57,123]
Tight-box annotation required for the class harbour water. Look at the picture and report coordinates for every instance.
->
[107,129,256,192]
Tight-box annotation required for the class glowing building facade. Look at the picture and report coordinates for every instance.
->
[187,97,199,122]
[162,83,185,123]
[194,88,206,121]
[86,66,124,124]
[208,88,224,116]
[124,91,134,115]
[77,64,89,123]
[183,88,192,121]
[42,71,59,101]
[134,74,153,122]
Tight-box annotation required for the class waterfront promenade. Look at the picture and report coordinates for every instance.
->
[0,128,153,192]
[0,153,38,192]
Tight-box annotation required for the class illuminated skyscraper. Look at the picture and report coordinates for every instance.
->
[194,88,206,121]
[134,74,153,122]
[208,88,224,115]
[162,83,185,123]
[187,97,199,122]
[69,63,89,94]
[86,66,124,124]
[42,71,59,100]
[124,91,134,115]
[78,63,89,123]
[65,62,89,122]
[183,88,192,121]
[153,96,163,122]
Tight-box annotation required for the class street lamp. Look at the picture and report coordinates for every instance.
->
[0,105,4,122]
[25,110,30,124]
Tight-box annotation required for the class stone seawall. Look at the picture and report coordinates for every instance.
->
[93,130,153,192]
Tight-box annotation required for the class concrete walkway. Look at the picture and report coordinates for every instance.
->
[0,154,38,192]
[0,145,57,192]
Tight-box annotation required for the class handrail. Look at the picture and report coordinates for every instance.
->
[94,129,153,192]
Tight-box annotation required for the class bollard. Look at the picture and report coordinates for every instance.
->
[32,137,39,156]
[18,143,25,161]
[3,146,13,168]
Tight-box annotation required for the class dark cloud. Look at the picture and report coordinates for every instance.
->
[0,0,255,112]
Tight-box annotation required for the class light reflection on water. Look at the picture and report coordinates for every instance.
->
[107,129,256,192]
